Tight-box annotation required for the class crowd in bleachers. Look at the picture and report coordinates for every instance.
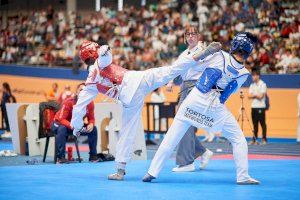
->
[0,0,299,74]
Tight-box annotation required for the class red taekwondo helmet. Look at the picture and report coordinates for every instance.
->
[79,40,100,62]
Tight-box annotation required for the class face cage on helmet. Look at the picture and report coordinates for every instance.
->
[230,40,252,60]
[80,44,99,61]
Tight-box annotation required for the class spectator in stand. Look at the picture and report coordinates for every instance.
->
[0,1,298,73]
[57,85,74,104]
[288,50,300,73]
[258,47,270,73]
[276,49,293,74]
[45,82,59,102]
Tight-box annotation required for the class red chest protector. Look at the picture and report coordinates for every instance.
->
[96,63,128,97]
[99,63,128,85]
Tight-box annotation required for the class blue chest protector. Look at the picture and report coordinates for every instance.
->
[195,68,222,93]
[196,68,238,104]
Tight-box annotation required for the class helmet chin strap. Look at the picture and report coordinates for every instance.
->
[230,52,244,65]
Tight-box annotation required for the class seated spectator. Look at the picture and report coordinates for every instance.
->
[57,85,74,104]
[258,47,270,73]
[0,1,298,74]
[51,83,98,164]
[288,50,300,73]
[275,49,293,74]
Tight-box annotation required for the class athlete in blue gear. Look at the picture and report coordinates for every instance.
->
[143,32,260,185]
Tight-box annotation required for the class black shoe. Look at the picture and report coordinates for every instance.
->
[97,153,115,161]
[89,154,101,162]
[142,173,156,182]
[56,158,69,164]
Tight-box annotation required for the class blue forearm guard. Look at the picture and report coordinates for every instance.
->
[219,80,238,104]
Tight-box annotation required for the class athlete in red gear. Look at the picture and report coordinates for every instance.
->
[70,40,222,180]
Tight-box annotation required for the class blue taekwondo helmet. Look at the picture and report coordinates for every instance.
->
[230,32,257,60]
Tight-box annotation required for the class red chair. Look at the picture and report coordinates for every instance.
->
[41,108,56,163]
[39,102,81,163]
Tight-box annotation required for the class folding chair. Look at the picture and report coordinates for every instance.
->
[39,102,81,163]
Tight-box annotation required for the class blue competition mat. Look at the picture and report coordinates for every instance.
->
[0,159,299,200]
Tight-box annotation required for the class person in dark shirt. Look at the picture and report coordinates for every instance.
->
[51,83,98,164]
[1,82,16,134]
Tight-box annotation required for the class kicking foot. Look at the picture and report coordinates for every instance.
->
[172,163,195,172]
[108,169,125,181]
[142,173,156,182]
[200,149,213,170]
[237,177,260,185]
